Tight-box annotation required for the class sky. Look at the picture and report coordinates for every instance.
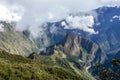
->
[0,0,120,37]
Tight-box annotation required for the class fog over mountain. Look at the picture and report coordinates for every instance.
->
[0,0,120,37]
[0,1,120,80]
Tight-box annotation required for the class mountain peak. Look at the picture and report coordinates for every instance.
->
[43,33,107,69]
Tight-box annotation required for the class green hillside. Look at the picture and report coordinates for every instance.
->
[0,22,39,56]
[0,49,87,80]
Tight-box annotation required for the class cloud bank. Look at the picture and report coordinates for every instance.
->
[0,3,23,22]
[62,15,98,34]
[0,0,120,37]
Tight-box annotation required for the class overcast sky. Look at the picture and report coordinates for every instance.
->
[0,0,120,37]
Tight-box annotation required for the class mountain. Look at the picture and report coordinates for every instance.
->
[0,21,80,56]
[0,48,87,80]
[32,22,68,48]
[91,49,120,79]
[94,58,120,80]
[92,6,120,55]
[0,21,39,56]
[42,33,107,70]
[0,6,119,80]
[38,6,120,58]
[29,52,96,80]
[1,7,119,58]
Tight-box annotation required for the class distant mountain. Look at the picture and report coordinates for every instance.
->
[0,21,69,56]
[0,6,119,80]
[0,7,119,58]
[42,33,107,70]
[0,21,39,56]
[92,6,120,55]
[38,6,120,58]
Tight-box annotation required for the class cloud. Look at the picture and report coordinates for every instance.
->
[0,0,120,37]
[63,15,98,34]
[0,3,23,22]
[100,0,120,7]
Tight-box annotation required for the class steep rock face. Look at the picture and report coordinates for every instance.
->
[63,33,80,56]
[39,7,120,57]
[44,33,107,68]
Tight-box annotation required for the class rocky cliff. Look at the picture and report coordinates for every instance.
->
[44,33,107,69]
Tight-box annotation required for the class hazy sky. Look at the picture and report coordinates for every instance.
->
[0,0,120,37]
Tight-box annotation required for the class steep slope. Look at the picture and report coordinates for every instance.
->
[44,33,106,67]
[0,48,85,80]
[92,6,120,55]
[91,49,120,79]
[30,22,68,48]
[29,52,96,80]
[39,33,107,80]
[36,7,120,58]
[1,6,117,57]
[0,21,39,56]
[94,58,120,80]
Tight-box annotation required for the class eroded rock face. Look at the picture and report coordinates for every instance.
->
[63,33,80,56]
[64,33,106,64]
[44,33,107,68]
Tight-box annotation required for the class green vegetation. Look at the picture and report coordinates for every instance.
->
[0,22,39,56]
[96,59,120,80]
[0,49,85,80]
[29,53,95,80]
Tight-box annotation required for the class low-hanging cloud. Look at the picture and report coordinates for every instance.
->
[0,3,23,22]
[62,15,98,34]
[0,0,120,37]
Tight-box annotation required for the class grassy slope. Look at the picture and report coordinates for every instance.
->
[29,53,95,80]
[0,22,39,56]
[0,49,85,80]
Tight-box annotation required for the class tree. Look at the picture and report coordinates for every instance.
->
[96,59,120,80]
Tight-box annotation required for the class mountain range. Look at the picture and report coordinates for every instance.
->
[0,6,120,80]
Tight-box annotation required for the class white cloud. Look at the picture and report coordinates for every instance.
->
[0,3,23,22]
[64,15,98,34]
[61,21,67,27]
[0,0,120,36]
[100,0,120,7]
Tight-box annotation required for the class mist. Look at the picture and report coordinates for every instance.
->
[0,0,120,37]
